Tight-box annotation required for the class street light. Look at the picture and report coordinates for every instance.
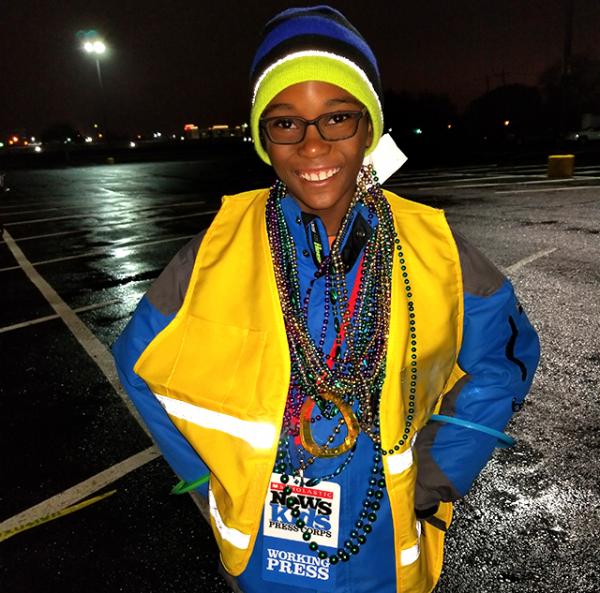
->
[81,35,108,139]
[82,37,106,91]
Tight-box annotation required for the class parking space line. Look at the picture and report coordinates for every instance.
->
[0,234,195,272]
[5,212,104,225]
[3,199,207,225]
[390,174,546,188]
[0,490,117,542]
[1,228,149,433]
[2,209,218,244]
[0,205,108,217]
[0,206,61,216]
[0,298,124,334]
[0,446,159,537]
[496,186,599,194]
[411,176,600,191]
[506,248,557,274]
[392,172,477,181]
[0,202,47,212]
[0,229,87,243]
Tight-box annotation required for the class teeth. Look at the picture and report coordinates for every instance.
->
[299,168,339,181]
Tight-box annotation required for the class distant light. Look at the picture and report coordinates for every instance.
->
[137,134,142,139]
[180,136,185,141]
[83,41,94,53]
[153,132,162,138]
[447,124,453,129]
[0,142,4,148]
[66,137,72,143]
[23,140,29,146]
[30,136,36,142]
[98,133,104,138]
[93,41,106,54]
[93,123,99,129]
[388,127,393,133]
[129,141,136,148]
[34,146,42,153]
[172,134,176,139]
[85,136,93,143]
[413,128,423,135]
[184,124,198,131]
[11,135,18,143]
[504,120,510,127]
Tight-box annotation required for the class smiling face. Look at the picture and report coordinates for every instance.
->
[262,81,373,236]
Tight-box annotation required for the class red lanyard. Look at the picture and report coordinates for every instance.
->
[294,254,365,442]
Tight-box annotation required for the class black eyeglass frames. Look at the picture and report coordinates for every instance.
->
[260,108,368,144]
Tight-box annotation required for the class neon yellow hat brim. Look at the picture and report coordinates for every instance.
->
[250,54,383,165]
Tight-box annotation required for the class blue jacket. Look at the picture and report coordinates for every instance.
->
[113,193,540,593]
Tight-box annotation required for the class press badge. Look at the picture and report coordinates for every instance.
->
[261,473,340,590]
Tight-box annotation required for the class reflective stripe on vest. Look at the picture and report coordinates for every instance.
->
[155,394,277,450]
[387,447,414,475]
[387,433,417,475]
[209,487,251,549]
[400,521,421,566]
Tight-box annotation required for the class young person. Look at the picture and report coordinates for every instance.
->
[113,6,540,593]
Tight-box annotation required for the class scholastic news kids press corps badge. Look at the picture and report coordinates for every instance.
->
[262,473,341,590]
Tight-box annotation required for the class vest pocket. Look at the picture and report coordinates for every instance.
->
[167,315,267,415]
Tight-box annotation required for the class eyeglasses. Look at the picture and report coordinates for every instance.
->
[260,108,367,144]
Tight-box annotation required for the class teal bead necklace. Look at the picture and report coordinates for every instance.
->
[266,165,418,564]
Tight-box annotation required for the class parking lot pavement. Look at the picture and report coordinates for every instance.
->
[1,159,599,593]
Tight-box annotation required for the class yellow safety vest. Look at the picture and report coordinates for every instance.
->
[135,188,464,592]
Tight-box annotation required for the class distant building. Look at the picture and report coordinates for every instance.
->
[184,124,200,140]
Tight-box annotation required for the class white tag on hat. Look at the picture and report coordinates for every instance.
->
[362,133,407,184]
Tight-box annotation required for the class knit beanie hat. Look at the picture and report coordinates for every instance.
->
[249,5,384,165]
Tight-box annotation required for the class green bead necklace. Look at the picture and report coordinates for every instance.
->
[266,164,419,563]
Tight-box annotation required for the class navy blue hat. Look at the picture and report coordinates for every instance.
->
[249,5,384,164]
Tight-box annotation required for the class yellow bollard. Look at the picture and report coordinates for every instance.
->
[547,154,575,178]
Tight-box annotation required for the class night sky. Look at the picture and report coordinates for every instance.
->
[2,0,600,137]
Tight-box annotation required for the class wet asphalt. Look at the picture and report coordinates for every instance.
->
[0,153,598,593]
